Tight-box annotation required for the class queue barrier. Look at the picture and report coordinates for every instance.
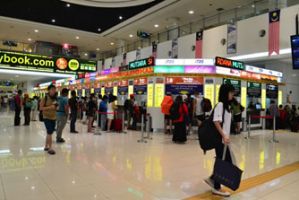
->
[246,115,278,143]
[138,113,153,143]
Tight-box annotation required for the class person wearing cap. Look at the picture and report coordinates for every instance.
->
[39,85,58,155]
[56,88,69,143]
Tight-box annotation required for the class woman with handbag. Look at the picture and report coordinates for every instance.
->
[204,84,235,197]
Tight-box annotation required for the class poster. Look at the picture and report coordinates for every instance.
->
[128,85,134,98]
[118,86,128,95]
[278,90,282,106]
[154,84,165,107]
[147,84,154,107]
[101,87,105,96]
[171,38,178,58]
[241,87,247,107]
[227,24,237,54]
[215,84,221,104]
[204,84,215,108]
[261,89,266,109]
[82,89,86,97]
[105,87,113,94]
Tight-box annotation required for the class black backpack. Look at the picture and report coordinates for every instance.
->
[170,103,180,120]
[198,104,225,154]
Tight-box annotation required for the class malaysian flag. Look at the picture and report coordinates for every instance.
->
[195,31,203,58]
[152,42,157,58]
[268,10,280,56]
[122,53,127,66]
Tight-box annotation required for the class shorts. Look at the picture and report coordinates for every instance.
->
[196,114,205,122]
[107,114,114,120]
[234,114,242,122]
[44,119,56,135]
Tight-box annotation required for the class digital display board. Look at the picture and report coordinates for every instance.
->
[247,82,262,97]
[266,84,278,98]
[215,56,245,70]
[290,35,299,69]
[128,57,154,70]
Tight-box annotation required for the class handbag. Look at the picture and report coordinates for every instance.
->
[198,104,224,153]
[212,145,243,191]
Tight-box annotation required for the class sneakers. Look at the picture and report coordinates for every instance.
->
[212,189,231,197]
[56,138,65,143]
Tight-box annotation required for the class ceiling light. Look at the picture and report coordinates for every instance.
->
[75,36,79,39]
[110,42,114,45]
[84,53,88,56]
[251,4,255,8]
[119,16,123,20]
[66,3,71,7]
[96,48,100,51]
[34,29,39,33]
[154,24,159,28]
[97,28,101,32]
[51,19,56,23]
[188,10,194,15]
[28,38,32,41]
[129,34,133,38]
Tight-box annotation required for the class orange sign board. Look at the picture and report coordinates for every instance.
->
[166,77,204,85]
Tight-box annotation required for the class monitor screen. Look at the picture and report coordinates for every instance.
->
[291,35,299,70]
[256,104,261,110]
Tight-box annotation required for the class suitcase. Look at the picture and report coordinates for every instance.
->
[113,119,122,132]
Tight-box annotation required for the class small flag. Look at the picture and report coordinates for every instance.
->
[195,31,203,58]
[122,53,127,66]
[268,10,280,56]
[152,42,158,58]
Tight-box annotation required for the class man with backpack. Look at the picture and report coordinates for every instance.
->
[56,88,69,143]
[161,93,173,134]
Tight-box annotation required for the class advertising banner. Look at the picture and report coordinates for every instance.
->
[227,24,237,54]
[247,82,262,97]
[165,77,203,95]
[0,50,97,74]
[223,78,241,96]
[171,38,178,58]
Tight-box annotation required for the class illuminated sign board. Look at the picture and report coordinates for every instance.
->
[129,57,154,70]
[0,50,97,74]
[223,78,241,96]
[155,59,214,66]
[215,56,245,70]
[245,65,283,77]
[154,66,184,73]
[216,66,241,77]
[247,82,261,97]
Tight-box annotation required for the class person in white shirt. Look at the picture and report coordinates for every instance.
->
[193,91,204,126]
[204,84,235,197]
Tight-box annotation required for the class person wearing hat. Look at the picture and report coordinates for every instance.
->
[39,85,58,155]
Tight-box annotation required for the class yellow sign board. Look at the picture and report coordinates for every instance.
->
[147,84,154,107]
[82,89,86,97]
[91,88,95,94]
[278,90,282,106]
[261,89,266,109]
[101,87,105,96]
[241,87,247,108]
[128,85,134,98]
[215,84,220,104]
[154,84,164,107]
[204,84,214,108]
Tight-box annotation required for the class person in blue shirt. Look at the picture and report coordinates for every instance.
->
[56,88,69,143]
[99,95,108,131]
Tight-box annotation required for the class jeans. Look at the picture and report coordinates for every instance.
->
[70,111,77,132]
[24,108,31,125]
[14,107,21,126]
[211,143,232,190]
[101,114,107,131]
[56,115,67,140]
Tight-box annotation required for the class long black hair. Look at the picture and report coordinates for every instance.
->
[218,84,235,112]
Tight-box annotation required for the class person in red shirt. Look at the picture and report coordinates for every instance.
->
[172,95,188,143]
[14,90,22,126]
[279,105,287,129]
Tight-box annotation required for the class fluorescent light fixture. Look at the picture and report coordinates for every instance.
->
[0,149,10,154]
[66,3,71,7]
[51,19,56,23]
[229,52,268,60]
[119,16,123,20]
[0,68,75,79]
[110,42,115,45]
[96,48,100,51]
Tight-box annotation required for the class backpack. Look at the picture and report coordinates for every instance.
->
[170,103,180,120]
[161,96,173,115]
[198,104,225,154]
[99,101,107,112]
[25,101,32,109]
[201,98,212,113]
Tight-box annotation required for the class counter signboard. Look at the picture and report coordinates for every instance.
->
[128,57,154,70]
[215,57,245,70]
[266,84,278,98]
[223,78,241,96]
[165,77,203,95]
[247,82,262,97]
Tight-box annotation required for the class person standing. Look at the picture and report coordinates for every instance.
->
[107,95,117,132]
[97,94,103,127]
[269,100,279,130]
[231,98,243,134]
[172,95,188,143]
[99,95,108,131]
[39,85,58,155]
[204,84,235,197]
[23,94,32,126]
[69,91,79,133]
[87,94,97,133]
[56,88,69,143]
[124,94,134,130]
[161,93,173,134]
[31,96,38,121]
[14,90,22,126]
[193,92,205,127]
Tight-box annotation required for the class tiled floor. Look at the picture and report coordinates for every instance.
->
[0,112,298,200]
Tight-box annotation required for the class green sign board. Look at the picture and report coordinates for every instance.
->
[223,78,241,96]
[247,82,261,97]
[0,50,97,74]
[128,57,154,70]
[154,65,185,73]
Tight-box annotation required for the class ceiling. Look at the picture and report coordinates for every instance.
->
[0,0,259,54]
[0,0,164,33]
[62,0,157,7]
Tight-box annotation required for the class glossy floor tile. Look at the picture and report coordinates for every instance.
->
[0,112,298,200]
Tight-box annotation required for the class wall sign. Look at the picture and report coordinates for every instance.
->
[247,82,262,97]
[0,50,97,74]
[155,59,214,66]
[223,78,241,96]
[215,56,245,70]
[128,57,154,70]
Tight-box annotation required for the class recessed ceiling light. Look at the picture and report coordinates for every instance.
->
[110,42,115,45]
[129,34,133,38]
[51,19,56,23]
[119,16,123,20]
[154,24,159,28]
[97,28,101,32]
[251,4,255,8]
[188,10,194,15]
[28,38,32,41]
[84,53,88,56]
[34,29,39,33]
[75,36,79,39]
[66,3,71,7]
[96,48,100,51]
